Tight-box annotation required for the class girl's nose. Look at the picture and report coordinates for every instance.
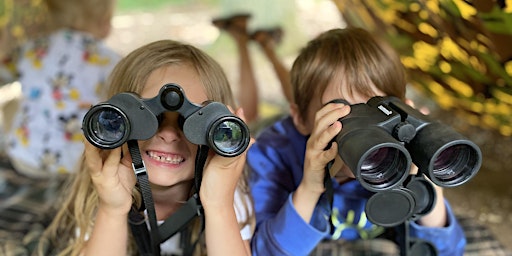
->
[155,113,183,142]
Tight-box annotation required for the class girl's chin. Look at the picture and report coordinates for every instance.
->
[146,164,193,183]
[148,171,194,188]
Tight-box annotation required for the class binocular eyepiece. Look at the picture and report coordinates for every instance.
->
[335,96,482,192]
[82,83,251,157]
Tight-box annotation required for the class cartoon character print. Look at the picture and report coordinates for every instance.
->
[14,106,30,146]
[59,114,83,141]
[50,71,74,109]
[94,80,108,99]
[40,148,62,173]
[330,207,385,240]
[24,37,49,69]
[82,37,110,65]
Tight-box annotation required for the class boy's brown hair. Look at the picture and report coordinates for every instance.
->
[290,27,407,122]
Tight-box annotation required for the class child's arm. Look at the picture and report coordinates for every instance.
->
[250,103,349,255]
[82,142,136,256]
[85,206,131,256]
[200,108,253,255]
[293,103,348,222]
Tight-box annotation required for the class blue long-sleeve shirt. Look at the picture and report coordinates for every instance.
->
[248,116,466,256]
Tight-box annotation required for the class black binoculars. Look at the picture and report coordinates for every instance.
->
[335,96,482,192]
[82,83,250,157]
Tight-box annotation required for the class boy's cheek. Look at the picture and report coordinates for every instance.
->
[330,155,355,179]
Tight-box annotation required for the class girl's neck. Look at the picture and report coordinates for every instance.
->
[151,181,194,220]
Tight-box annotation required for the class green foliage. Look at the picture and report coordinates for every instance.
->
[116,0,219,12]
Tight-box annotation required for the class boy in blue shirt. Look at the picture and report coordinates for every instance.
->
[248,27,466,256]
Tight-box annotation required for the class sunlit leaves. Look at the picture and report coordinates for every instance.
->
[333,0,512,136]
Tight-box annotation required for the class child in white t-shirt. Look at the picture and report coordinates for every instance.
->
[0,0,121,177]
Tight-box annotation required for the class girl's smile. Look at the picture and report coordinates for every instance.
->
[146,150,185,165]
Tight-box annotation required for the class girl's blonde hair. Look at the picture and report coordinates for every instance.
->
[291,27,407,122]
[40,40,251,255]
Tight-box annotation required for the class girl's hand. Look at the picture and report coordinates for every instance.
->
[199,108,254,210]
[84,141,137,216]
[301,103,350,195]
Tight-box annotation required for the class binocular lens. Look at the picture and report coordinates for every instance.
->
[432,144,478,184]
[360,147,409,187]
[87,108,127,146]
[211,120,247,156]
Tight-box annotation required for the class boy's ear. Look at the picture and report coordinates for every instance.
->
[290,103,310,136]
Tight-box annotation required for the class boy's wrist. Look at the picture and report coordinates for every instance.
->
[292,184,324,223]
[298,174,327,195]
[296,182,324,202]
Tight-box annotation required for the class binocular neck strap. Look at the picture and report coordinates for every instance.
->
[158,145,208,242]
[127,140,161,255]
[127,142,208,256]
[129,207,153,256]
[193,145,209,200]
[324,161,335,231]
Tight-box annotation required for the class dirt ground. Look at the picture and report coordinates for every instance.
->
[107,0,511,251]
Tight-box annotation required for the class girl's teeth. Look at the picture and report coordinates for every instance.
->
[148,151,183,164]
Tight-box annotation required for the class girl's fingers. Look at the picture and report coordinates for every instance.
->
[235,107,246,122]
[84,140,123,178]
[119,144,133,168]
[84,140,103,177]
[208,136,255,170]
[103,147,122,178]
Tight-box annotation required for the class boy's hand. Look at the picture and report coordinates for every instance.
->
[301,103,350,195]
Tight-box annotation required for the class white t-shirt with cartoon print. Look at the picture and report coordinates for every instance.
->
[0,29,121,177]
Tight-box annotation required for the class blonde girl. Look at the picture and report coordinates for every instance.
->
[39,40,254,256]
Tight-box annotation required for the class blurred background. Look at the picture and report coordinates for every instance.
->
[1,0,511,251]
